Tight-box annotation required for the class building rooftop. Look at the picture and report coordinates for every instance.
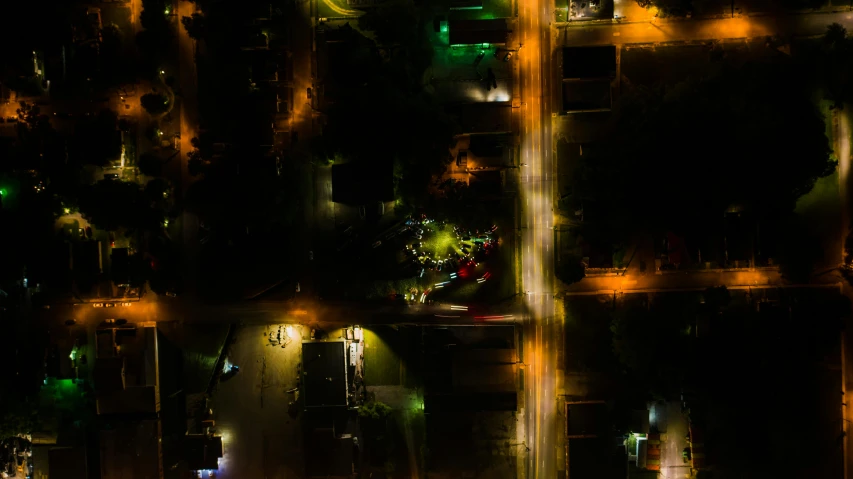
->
[302,341,348,408]
[184,434,223,471]
[562,46,617,79]
[94,325,159,415]
[449,19,509,46]
[99,420,163,479]
[568,437,627,479]
[47,446,88,479]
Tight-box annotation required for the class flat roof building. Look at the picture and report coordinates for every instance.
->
[449,19,509,46]
[562,46,617,80]
[561,46,616,113]
[94,324,159,416]
[302,341,349,409]
[184,434,223,472]
[99,419,163,479]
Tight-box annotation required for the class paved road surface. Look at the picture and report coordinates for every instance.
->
[561,11,853,46]
[519,0,560,476]
[176,0,202,291]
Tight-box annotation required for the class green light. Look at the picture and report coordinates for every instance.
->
[440,24,448,33]
[0,189,5,196]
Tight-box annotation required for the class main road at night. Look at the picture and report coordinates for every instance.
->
[518,0,559,476]
[561,10,853,46]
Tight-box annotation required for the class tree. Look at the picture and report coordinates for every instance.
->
[77,180,164,232]
[181,13,205,39]
[68,110,121,167]
[570,58,834,246]
[777,220,822,282]
[137,152,164,177]
[556,255,586,285]
[317,9,455,209]
[819,23,853,108]
[140,92,170,115]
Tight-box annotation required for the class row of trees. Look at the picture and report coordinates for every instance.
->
[315,3,458,210]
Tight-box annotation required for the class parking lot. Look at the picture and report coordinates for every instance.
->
[210,324,305,479]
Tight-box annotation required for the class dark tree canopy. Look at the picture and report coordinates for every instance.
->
[77,180,164,231]
[570,57,834,243]
[138,152,164,177]
[316,14,456,208]
[141,92,170,115]
[68,110,122,167]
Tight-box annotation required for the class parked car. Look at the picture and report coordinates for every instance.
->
[105,303,115,308]
[372,241,382,248]
[165,291,177,298]
[104,173,119,180]
[358,206,366,219]
[93,303,104,308]
[503,51,513,62]
[377,202,385,215]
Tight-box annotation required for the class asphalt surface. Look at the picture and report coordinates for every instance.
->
[518,0,560,476]
[176,0,201,291]
[212,324,304,478]
[561,11,853,46]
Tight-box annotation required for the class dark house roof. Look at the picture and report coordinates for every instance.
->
[562,46,617,79]
[302,341,348,408]
[449,19,508,45]
[184,434,223,471]
[331,162,394,205]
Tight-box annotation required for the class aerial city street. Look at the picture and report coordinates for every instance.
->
[2,0,853,477]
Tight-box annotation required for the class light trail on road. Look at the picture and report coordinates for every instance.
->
[518,0,558,476]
